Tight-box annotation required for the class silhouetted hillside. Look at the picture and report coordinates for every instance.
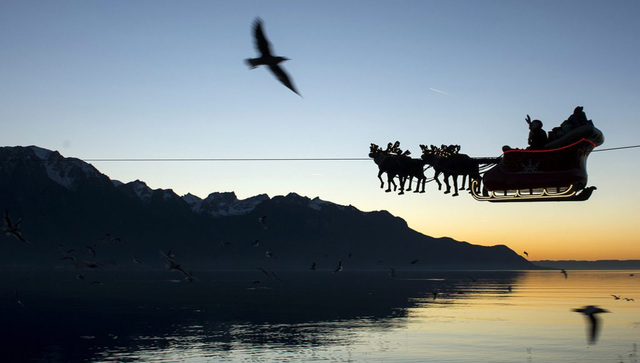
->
[0,146,538,272]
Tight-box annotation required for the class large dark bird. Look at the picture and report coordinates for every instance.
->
[245,18,301,96]
[573,305,610,344]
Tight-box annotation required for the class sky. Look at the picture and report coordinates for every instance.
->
[1,1,639,261]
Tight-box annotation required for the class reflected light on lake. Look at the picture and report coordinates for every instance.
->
[2,270,639,362]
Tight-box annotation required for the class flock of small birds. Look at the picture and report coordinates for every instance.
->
[58,238,114,285]
[611,294,634,301]
[4,206,639,346]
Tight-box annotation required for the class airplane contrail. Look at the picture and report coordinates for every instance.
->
[429,87,452,96]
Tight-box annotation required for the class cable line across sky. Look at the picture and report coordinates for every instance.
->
[82,144,640,162]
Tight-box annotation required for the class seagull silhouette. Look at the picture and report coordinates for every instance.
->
[3,210,30,244]
[561,269,568,279]
[62,256,99,269]
[573,305,610,344]
[245,18,301,96]
[160,250,194,282]
[523,251,529,257]
[332,260,343,274]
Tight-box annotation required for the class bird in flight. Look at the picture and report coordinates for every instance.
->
[245,17,301,96]
[3,210,29,244]
[160,250,194,282]
[62,256,99,269]
[333,260,343,274]
[561,269,568,279]
[572,305,610,344]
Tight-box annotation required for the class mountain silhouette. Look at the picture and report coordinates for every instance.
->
[0,146,537,271]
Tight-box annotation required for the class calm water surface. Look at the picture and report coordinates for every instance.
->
[2,270,639,362]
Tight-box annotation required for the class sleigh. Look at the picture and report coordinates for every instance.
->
[472,124,604,202]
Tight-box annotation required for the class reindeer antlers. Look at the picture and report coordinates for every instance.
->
[525,115,532,125]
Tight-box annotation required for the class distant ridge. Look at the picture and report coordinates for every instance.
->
[534,260,640,270]
[0,145,539,271]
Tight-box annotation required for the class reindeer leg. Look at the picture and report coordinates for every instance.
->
[452,174,459,196]
[378,170,385,189]
[434,171,442,191]
[443,174,451,194]
[386,174,397,192]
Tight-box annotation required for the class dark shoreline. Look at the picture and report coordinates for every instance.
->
[533,260,640,270]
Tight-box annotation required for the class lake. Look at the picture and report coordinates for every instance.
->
[2,270,639,362]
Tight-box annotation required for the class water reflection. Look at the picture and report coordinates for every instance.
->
[1,270,526,362]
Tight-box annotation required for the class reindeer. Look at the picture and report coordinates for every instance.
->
[397,152,428,193]
[369,143,402,193]
[369,143,427,195]
[420,144,481,196]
